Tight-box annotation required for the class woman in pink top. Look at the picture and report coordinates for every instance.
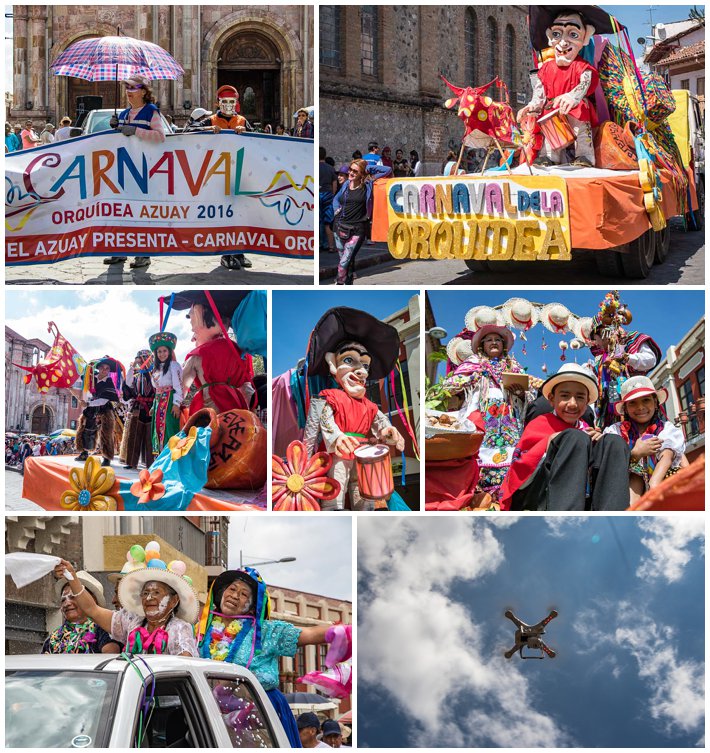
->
[105,74,166,269]
[20,120,41,149]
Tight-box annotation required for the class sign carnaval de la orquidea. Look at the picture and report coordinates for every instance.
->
[385,175,572,262]
[6,131,314,265]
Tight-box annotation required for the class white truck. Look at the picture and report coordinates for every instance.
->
[6,654,291,748]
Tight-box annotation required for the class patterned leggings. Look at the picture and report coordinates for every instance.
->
[335,231,366,285]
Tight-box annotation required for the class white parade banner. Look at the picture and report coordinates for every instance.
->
[5,130,314,265]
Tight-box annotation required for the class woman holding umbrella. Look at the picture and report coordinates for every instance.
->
[105,74,166,268]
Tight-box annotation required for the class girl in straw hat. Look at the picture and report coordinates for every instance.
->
[53,542,198,656]
[602,376,687,502]
[149,332,183,453]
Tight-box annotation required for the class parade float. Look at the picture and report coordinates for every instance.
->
[425,293,704,511]
[371,5,702,279]
[18,290,268,512]
[272,306,419,511]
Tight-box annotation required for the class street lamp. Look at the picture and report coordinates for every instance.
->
[239,551,297,568]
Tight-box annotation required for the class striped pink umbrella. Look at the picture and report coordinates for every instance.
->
[50,35,184,81]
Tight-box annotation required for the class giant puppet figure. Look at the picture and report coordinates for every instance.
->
[587,291,661,429]
[519,9,598,166]
[181,294,255,416]
[302,308,405,511]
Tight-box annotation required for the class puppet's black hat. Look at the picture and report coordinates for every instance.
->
[528,5,626,51]
[168,290,250,320]
[306,307,400,380]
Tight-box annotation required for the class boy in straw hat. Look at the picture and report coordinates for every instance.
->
[501,363,630,511]
[602,376,687,502]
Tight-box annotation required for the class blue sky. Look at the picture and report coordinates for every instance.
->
[272,290,417,375]
[428,289,704,380]
[4,289,257,370]
[357,516,705,748]
[605,5,700,59]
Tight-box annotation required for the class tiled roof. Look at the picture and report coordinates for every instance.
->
[655,39,705,66]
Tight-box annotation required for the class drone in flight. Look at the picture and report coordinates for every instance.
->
[504,609,558,660]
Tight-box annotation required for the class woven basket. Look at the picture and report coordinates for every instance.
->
[426,432,483,462]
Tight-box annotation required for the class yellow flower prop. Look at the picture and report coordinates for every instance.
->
[168,426,198,461]
[60,455,117,511]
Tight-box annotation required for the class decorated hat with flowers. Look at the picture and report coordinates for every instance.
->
[118,541,199,624]
[196,566,271,653]
[149,331,178,353]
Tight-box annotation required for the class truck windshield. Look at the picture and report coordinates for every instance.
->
[6,670,118,748]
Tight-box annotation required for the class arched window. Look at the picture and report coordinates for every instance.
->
[464,9,477,84]
[361,6,379,77]
[487,17,498,87]
[319,6,341,70]
[505,25,516,101]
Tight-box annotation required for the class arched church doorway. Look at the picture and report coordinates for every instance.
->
[217,30,281,129]
[31,405,53,435]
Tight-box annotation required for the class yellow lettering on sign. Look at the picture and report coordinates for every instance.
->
[537,219,571,261]
[409,221,431,259]
[434,184,453,215]
[513,220,540,261]
[488,220,516,261]
[388,222,410,259]
[430,222,453,259]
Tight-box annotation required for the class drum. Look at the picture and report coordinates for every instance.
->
[354,444,394,501]
[537,110,576,151]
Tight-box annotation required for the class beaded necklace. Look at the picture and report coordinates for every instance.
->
[48,619,97,654]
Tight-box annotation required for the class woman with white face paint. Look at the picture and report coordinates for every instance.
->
[197,568,332,747]
[53,545,198,657]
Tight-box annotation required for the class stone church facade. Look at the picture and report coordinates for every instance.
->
[11,5,313,128]
[319,5,531,172]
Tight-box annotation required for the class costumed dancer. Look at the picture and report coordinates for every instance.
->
[75,358,123,467]
[587,291,661,428]
[182,300,254,415]
[603,376,686,503]
[53,543,198,657]
[106,74,166,268]
[440,306,530,506]
[121,349,156,469]
[149,331,184,453]
[518,9,598,166]
[302,307,405,511]
[210,85,252,272]
[197,568,340,748]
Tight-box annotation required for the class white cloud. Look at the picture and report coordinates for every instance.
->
[6,290,194,370]
[636,517,705,583]
[573,600,704,736]
[544,516,588,537]
[228,517,352,602]
[357,518,571,747]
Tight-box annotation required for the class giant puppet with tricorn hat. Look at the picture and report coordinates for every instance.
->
[151,290,267,492]
[302,308,405,510]
[273,307,419,511]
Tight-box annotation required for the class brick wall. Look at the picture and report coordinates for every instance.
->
[320,5,532,173]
